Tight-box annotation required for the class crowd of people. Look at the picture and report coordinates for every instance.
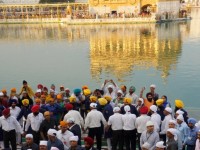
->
[0,79,199,150]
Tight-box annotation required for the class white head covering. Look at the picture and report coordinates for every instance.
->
[67,117,75,123]
[146,121,154,127]
[150,105,157,113]
[0,92,3,96]
[117,90,123,95]
[65,88,70,91]
[36,89,41,93]
[169,119,177,125]
[113,107,120,113]
[50,89,55,93]
[124,105,130,112]
[156,141,166,148]
[177,115,184,122]
[50,147,59,150]
[142,142,151,149]
[195,121,200,128]
[47,129,57,136]
[107,85,114,89]
[69,136,79,142]
[138,98,144,105]
[167,128,177,141]
[176,110,184,115]
[25,134,33,139]
[90,103,97,108]
[165,107,172,113]
[12,96,18,100]
[40,140,48,146]
[150,84,156,88]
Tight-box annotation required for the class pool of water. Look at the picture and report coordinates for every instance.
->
[0,8,200,117]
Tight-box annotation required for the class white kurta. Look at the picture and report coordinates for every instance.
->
[57,130,74,150]
[63,110,84,127]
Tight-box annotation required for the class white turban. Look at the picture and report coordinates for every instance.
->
[177,115,184,122]
[90,103,97,108]
[195,121,200,128]
[0,92,3,96]
[47,129,57,136]
[167,128,177,141]
[146,121,154,127]
[165,107,172,113]
[142,142,151,149]
[69,136,79,142]
[25,134,33,139]
[124,105,130,112]
[107,85,114,89]
[176,110,184,115]
[169,119,177,125]
[67,117,75,123]
[117,90,123,95]
[150,84,156,88]
[50,89,55,93]
[36,89,41,93]
[156,141,166,148]
[138,98,144,105]
[40,140,47,146]
[50,147,59,150]
[113,107,120,113]
[150,105,157,112]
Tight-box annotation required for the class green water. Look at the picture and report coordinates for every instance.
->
[0,8,200,118]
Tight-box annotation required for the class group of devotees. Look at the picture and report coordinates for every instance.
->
[0,79,200,150]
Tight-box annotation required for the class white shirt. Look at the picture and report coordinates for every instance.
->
[125,93,138,104]
[108,113,123,130]
[101,83,119,100]
[84,109,107,129]
[10,106,21,118]
[25,113,44,132]
[63,110,84,127]
[160,114,173,134]
[122,112,136,130]
[57,130,74,150]
[150,113,161,132]
[135,115,151,133]
[0,115,23,134]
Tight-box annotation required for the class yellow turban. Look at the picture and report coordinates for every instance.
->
[57,94,62,100]
[90,96,97,102]
[69,96,76,103]
[1,89,6,93]
[175,99,184,108]
[83,89,91,96]
[35,98,41,103]
[156,99,164,106]
[104,95,112,102]
[98,98,107,106]
[22,99,29,105]
[11,88,17,92]
[123,97,132,104]
[44,111,50,116]
[60,121,68,127]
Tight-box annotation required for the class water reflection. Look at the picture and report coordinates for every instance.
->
[89,23,183,82]
[0,21,191,82]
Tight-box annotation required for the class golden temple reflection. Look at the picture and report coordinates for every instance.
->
[0,23,187,83]
[89,24,182,82]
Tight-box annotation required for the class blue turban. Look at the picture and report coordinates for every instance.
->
[9,99,17,104]
[73,88,81,95]
[188,118,197,125]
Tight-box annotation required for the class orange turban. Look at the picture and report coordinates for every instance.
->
[57,94,62,100]
[60,121,68,127]
[35,98,41,103]
[82,85,88,90]
[11,88,17,92]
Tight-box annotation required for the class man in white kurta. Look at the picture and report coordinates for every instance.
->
[150,105,161,132]
[56,121,74,150]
